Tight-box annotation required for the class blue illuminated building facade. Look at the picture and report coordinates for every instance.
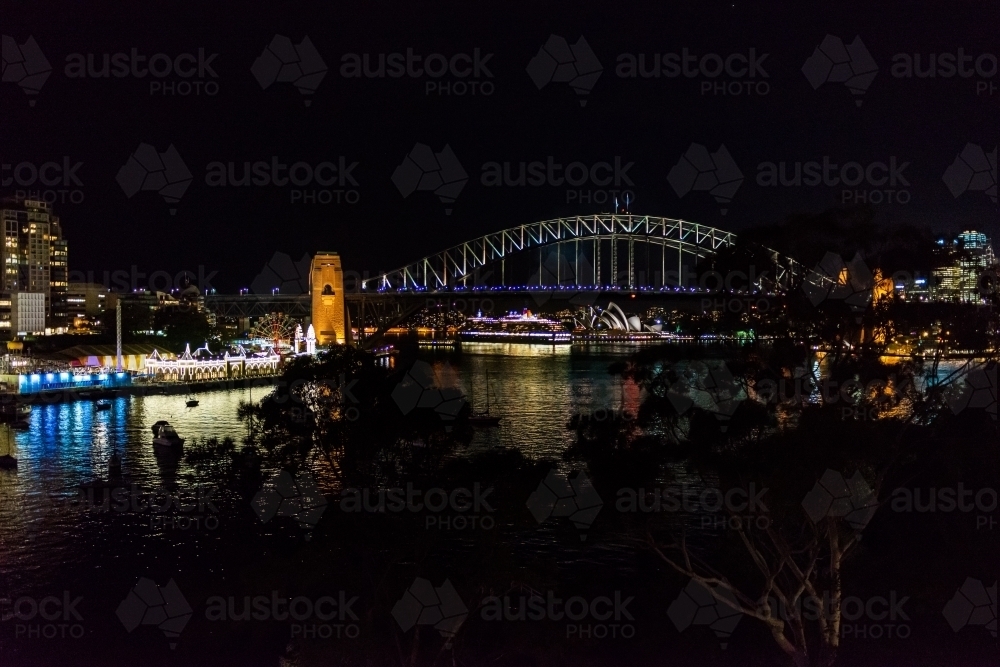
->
[17,372,131,394]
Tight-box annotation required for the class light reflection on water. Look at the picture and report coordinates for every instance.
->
[440,343,643,461]
[0,347,981,607]
[0,388,261,595]
[0,349,642,592]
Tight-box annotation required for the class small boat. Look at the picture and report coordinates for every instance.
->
[0,402,31,422]
[95,401,112,411]
[468,371,501,428]
[468,412,501,427]
[185,398,199,407]
[151,420,184,453]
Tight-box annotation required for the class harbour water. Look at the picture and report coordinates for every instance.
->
[0,345,975,590]
[0,344,644,665]
[0,345,985,666]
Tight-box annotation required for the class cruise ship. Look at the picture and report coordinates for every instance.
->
[458,311,571,344]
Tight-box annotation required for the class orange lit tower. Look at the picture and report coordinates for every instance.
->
[310,252,346,345]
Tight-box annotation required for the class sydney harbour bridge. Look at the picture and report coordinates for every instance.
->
[206,214,827,347]
[357,214,808,293]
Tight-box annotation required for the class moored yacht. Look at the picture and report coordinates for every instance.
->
[152,421,185,453]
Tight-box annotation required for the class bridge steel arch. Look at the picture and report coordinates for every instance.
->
[361,214,766,292]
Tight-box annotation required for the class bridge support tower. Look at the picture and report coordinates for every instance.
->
[310,252,346,345]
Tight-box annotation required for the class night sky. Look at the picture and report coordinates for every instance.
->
[3,1,997,292]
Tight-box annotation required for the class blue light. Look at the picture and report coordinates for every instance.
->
[98,373,107,380]
[60,372,69,380]
[46,373,54,381]
[30,374,40,382]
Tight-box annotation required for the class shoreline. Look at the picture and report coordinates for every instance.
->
[0,375,280,406]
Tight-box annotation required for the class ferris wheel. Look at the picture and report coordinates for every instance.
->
[250,312,296,350]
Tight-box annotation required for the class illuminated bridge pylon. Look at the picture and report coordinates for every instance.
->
[361,214,808,294]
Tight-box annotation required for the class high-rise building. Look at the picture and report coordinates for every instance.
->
[0,199,70,334]
[931,230,998,303]
[66,281,112,328]
[11,292,46,335]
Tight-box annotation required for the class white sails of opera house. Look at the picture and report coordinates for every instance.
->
[575,302,663,333]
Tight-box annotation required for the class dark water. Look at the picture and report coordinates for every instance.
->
[0,347,992,666]
[0,345,648,666]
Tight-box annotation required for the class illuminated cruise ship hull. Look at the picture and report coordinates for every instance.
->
[459,314,572,344]
[458,330,572,344]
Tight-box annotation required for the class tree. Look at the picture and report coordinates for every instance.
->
[574,335,993,666]
[101,300,153,341]
[153,306,211,348]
